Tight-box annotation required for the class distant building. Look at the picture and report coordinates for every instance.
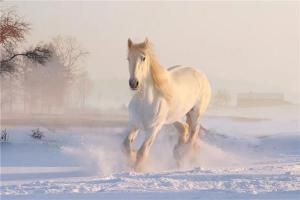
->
[236,92,291,107]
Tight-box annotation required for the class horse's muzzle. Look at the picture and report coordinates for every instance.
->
[129,78,139,90]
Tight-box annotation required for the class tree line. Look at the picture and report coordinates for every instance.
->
[0,8,92,114]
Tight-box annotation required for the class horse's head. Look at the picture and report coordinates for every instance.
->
[127,38,151,91]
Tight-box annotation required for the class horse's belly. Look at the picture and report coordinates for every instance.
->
[165,102,195,124]
[165,93,199,124]
[165,110,188,124]
[165,78,200,124]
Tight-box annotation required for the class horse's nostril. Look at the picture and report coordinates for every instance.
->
[129,79,138,89]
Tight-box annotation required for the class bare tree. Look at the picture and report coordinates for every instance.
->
[0,8,51,73]
[0,72,19,112]
[0,8,89,114]
[21,43,66,113]
[20,37,89,113]
[75,71,93,110]
[0,8,29,47]
[51,36,88,82]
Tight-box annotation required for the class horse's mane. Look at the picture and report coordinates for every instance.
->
[129,41,172,103]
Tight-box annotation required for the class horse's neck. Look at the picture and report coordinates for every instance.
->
[137,69,162,103]
[139,74,158,102]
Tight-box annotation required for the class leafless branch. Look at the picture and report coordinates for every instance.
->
[0,47,52,73]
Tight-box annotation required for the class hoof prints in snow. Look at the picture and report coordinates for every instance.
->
[1,167,300,196]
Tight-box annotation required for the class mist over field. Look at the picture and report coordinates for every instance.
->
[1,1,299,200]
[1,1,299,112]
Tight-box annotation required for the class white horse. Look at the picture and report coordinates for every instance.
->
[123,38,212,171]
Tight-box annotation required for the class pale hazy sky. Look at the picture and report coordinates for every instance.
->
[2,1,300,105]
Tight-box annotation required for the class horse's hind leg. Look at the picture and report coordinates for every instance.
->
[188,95,210,149]
[173,121,189,166]
[174,121,189,145]
[188,107,202,150]
[189,84,211,147]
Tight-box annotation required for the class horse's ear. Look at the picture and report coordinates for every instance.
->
[128,38,133,49]
[144,37,149,47]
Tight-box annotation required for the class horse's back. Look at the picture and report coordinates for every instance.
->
[167,65,184,71]
[168,65,205,78]
[168,65,209,89]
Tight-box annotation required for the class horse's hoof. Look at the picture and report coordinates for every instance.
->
[173,143,189,165]
[130,150,137,162]
[134,163,144,172]
[173,141,200,160]
[192,142,200,151]
[134,157,147,172]
[123,149,137,169]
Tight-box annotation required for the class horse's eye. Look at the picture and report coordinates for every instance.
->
[141,56,146,61]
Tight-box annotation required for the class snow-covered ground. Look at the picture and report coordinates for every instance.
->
[1,106,300,199]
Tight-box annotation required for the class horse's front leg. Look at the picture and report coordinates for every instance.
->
[122,127,139,166]
[135,126,161,172]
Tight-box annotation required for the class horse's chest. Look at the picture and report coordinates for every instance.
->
[129,98,165,129]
